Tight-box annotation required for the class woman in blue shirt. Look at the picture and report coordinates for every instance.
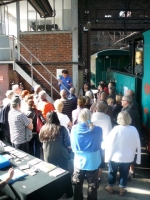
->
[71,108,103,200]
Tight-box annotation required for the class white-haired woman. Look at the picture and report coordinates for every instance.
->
[85,90,94,104]
[37,91,54,119]
[2,90,14,106]
[54,99,72,133]
[104,111,141,196]
[71,108,103,200]
[34,85,42,104]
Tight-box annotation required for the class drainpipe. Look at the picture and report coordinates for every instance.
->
[16,1,20,61]
[71,0,78,93]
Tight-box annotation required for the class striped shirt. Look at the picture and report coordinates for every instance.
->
[8,108,30,144]
[61,98,73,121]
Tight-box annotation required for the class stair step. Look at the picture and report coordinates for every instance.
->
[15,62,52,96]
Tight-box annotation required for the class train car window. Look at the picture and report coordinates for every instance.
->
[134,40,143,76]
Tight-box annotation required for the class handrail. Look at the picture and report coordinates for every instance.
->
[9,35,70,99]
[17,50,60,95]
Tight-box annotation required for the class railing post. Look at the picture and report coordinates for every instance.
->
[12,36,15,61]
[50,73,53,100]
[30,54,33,87]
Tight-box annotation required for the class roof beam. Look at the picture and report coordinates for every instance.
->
[0,0,23,6]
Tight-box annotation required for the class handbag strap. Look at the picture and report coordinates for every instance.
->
[36,109,38,118]
[32,111,36,120]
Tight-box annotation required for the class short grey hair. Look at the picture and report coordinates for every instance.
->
[38,90,47,100]
[96,101,107,113]
[78,108,93,129]
[117,111,132,126]
[125,90,135,98]
[123,95,133,105]
[5,90,14,99]
[85,91,93,99]
[60,89,67,98]
[12,84,19,92]
[34,85,42,94]
[70,87,76,95]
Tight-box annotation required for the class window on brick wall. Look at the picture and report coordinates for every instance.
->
[134,39,143,76]
[24,0,71,32]
[119,11,131,17]
[105,15,112,17]
[5,0,72,33]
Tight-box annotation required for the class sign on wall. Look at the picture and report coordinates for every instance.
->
[56,69,66,79]
[0,76,3,82]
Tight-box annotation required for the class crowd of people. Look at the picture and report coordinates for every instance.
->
[0,69,141,200]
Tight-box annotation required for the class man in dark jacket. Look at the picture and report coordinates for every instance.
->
[68,87,77,111]
[121,94,141,178]
[121,95,141,132]
[0,103,4,141]
[1,104,11,144]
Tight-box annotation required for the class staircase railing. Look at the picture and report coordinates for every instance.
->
[9,35,70,99]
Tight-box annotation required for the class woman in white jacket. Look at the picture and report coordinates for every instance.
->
[104,111,141,196]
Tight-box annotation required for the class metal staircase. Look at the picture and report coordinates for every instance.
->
[0,35,70,101]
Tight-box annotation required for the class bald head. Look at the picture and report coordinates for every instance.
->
[60,90,67,98]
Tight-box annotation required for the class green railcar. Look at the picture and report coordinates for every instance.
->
[90,49,129,87]
[106,30,150,151]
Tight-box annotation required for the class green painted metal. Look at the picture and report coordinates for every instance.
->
[141,30,150,129]
[107,30,150,130]
[90,31,150,130]
[107,71,136,95]
[91,49,129,87]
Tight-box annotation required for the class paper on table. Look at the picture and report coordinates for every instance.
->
[49,168,66,177]
[11,150,20,155]
[19,165,30,170]
[28,158,42,166]
[4,146,15,152]
[14,152,27,159]
[24,169,36,176]
[34,162,56,173]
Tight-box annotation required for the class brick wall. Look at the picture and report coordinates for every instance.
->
[19,33,72,99]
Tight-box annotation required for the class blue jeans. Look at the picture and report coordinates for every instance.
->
[29,134,41,158]
[108,161,131,188]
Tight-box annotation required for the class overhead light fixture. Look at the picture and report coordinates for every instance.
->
[28,0,53,18]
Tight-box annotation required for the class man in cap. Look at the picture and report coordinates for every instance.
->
[8,96,33,153]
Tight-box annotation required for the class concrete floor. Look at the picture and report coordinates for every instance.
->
[60,151,150,200]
